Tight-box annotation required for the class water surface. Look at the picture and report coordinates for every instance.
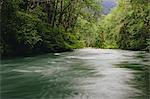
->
[0,48,149,99]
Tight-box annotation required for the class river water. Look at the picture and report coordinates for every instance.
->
[0,48,149,99]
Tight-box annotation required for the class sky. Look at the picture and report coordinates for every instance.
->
[102,0,117,14]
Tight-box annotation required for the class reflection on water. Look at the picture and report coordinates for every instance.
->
[0,48,150,99]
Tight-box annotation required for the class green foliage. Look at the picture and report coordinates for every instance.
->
[98,0,149,51]
[2,0,100,56]
[1,0,19,55]
[16,12,42,48]
[146,39,150,52]
[75,16,99,47]
[1,0,149,57]
[38,27,82,52]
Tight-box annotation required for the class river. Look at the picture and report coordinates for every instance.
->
[0,48,149,99]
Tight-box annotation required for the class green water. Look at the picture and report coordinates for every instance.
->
[0,48,150,99]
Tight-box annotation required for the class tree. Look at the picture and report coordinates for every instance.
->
[99,0,149,51]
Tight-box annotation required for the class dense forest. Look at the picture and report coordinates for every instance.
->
[1,0,149,57]
[99,0,150,50]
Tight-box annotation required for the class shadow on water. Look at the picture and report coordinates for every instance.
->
[116,52,150,99]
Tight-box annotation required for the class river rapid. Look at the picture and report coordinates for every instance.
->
[1,48,150,99]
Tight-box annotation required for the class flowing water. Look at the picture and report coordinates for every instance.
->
[0,48,150,99]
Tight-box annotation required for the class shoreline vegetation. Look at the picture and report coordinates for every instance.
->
[1,0,149,58]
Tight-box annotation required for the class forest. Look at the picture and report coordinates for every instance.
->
[0,0,150,99]
[1,0,149,57]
